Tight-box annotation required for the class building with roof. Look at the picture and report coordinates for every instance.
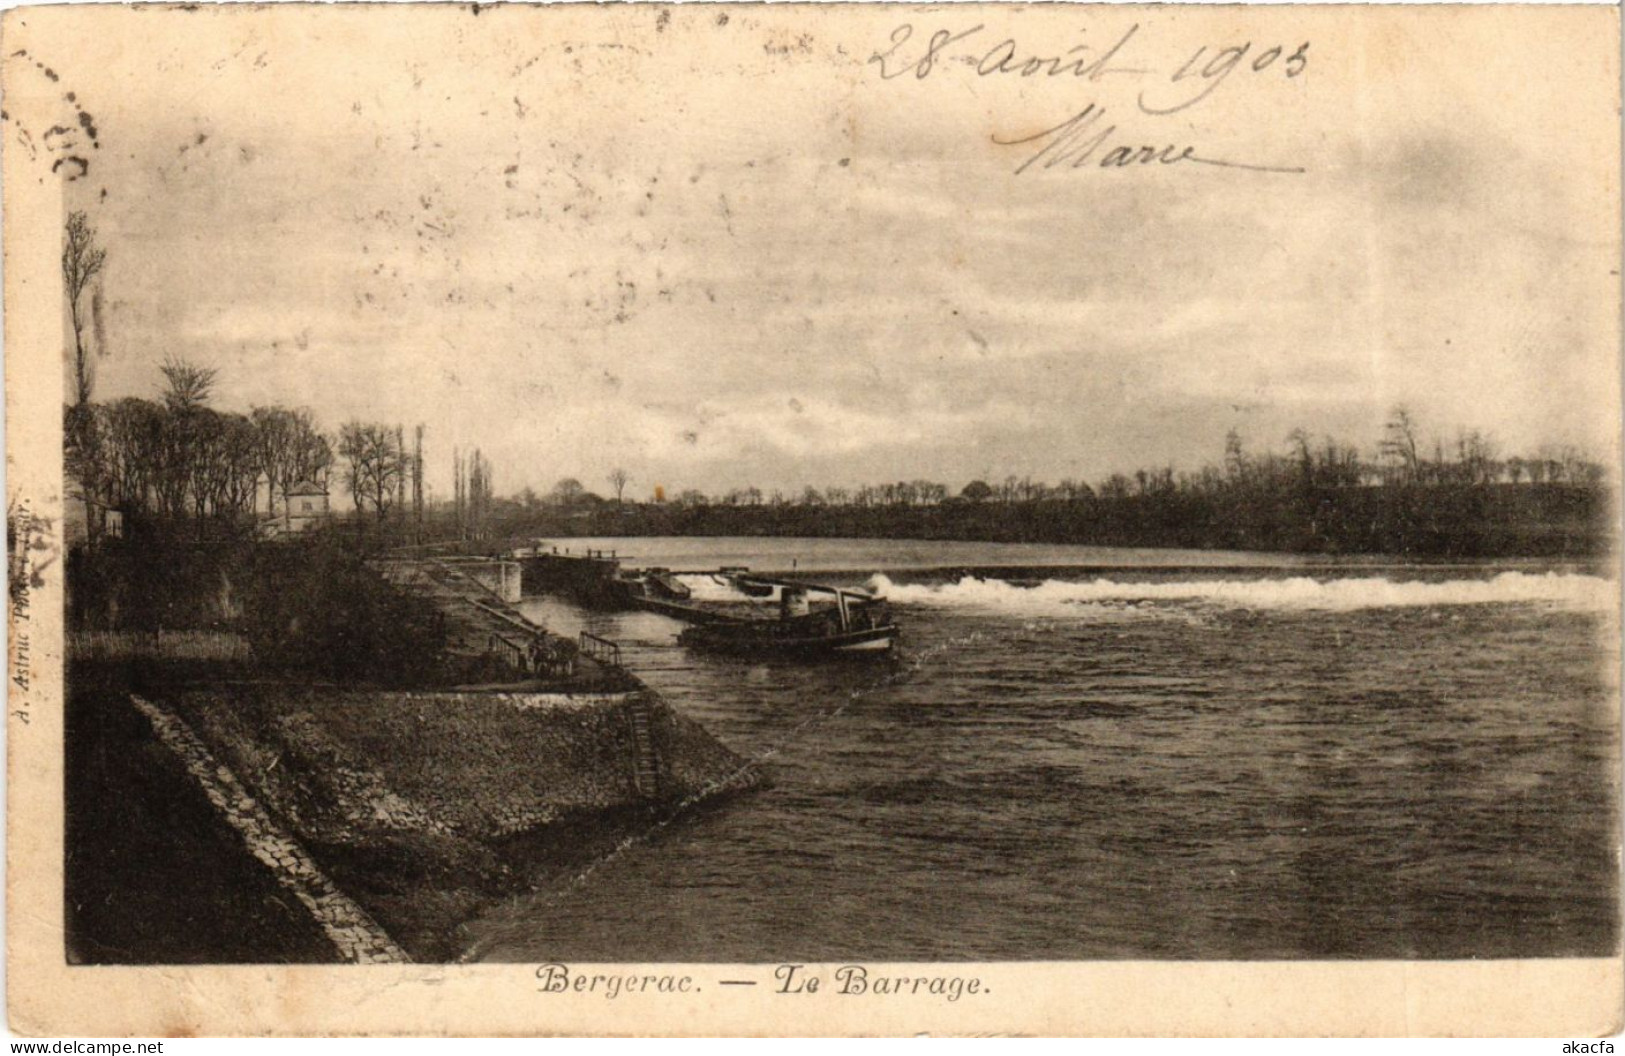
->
[283,480,329,533]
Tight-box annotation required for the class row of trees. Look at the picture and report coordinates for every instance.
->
[65,359,335,542]
[471,409,1607,557]
[562,409,1602,512]
[66,359,484,551]
[67,358,456,546]
[452,446,495,540]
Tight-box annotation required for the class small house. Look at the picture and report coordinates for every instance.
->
[283,480,329,533]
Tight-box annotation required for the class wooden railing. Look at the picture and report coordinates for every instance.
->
[487,633,528,674]
[578,631,622,669]
[486,632,576,679]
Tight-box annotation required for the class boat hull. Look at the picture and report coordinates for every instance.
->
[678,623,898,658]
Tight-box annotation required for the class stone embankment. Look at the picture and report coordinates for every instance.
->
[151,679,760,958]
[172,684,759,847]
[104,554,762,960]
[129,694,409,964]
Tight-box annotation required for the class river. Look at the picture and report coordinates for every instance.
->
[465,537,1619,961]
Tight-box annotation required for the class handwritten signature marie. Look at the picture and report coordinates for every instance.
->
[993,103,1305,176]
[868,23,1310,176]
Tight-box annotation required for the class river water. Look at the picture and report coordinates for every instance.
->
[467,537,1620,961]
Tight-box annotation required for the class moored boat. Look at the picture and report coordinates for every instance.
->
[677,581,898,658]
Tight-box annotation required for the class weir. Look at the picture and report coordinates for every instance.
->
[513,548,627,607]
[514,550,753,624]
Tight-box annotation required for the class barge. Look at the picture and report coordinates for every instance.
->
[676,581,897,657]
[513,546,899,658]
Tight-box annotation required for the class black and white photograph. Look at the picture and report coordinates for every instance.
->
[5,1,1621,1036]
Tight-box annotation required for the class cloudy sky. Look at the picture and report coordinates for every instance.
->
[30,4,1621,499]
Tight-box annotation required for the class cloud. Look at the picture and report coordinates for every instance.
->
[639,392,1033,463]
[66,7,1619,496]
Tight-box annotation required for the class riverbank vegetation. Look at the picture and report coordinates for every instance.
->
[491,481,1606,558]
[68,526,449,687]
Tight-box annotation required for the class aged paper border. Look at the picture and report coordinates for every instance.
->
[4,2,1621,1036]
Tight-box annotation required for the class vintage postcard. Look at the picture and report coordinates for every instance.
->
[4,1,1621,1037]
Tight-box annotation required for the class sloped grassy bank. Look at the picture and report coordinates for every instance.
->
[159,682,763,961]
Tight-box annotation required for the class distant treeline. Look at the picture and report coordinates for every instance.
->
[62,339,1612,560]
[482,419,1612,559]
[486,482,1604,558]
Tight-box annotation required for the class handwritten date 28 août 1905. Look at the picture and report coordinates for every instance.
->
[869,23,1311,176]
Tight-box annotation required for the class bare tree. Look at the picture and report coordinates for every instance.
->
[339,421,405,524]
[1315,437,1362,488]
[1099,473,1132,500]
[102,397,166,511]
[292,419,333,487]
[141,357,219,521]
[412,425,425,543]
[62,211,106,407]
[608,467,630,503]
[466,449,493,539]
[252,406,329,517]
[395,425,408,517]
[217,414,261,518]
[159,356,217,412]
[1223,429,1247,481]
[453,447,465,532]
[1379,406,1421,485]
[1287,428,1315,488]
[185,408,227,530]
[63,403,108,541]
[1455,429,1500,485]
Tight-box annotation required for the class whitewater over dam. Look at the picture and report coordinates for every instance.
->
[867,569,1616,616]
[463,537,1619,963]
